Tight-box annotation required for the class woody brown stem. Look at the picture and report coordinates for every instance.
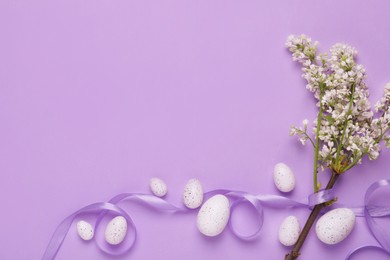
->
[284,171,339,260]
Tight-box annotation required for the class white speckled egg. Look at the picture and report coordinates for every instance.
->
[105,216,128,245]
[183,179,204,209]
[197,194,230,237]
[76,220,94,241]
[149,177,168,197]
[278,216,301,246]
[273,163,296,192]
[316,208,355,245]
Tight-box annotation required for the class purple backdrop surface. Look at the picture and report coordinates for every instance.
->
[1,1,390,259]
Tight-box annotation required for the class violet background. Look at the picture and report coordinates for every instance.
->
[1,1,390,259]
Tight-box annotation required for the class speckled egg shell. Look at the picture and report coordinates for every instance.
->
[149,177,168,197]
[273,163,296,192]
[316,208,355,245]
[278,216,301,246]
[76,220,94,241]
[105,216,128,245]
[197,194,230,237]
[183,179,204,209]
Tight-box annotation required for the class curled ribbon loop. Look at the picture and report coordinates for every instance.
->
[204,190,265,240]
[346,245,388,259]
[228,193,264,240]
[93,203,136,256]
[42,202,132,260]
[364,180,390,253]
[346,179,390,259]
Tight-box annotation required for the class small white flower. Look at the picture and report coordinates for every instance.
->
[300,136,308,145]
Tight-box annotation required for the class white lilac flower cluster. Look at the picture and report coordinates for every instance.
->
[373,83,390,148]
[286,34,390,174]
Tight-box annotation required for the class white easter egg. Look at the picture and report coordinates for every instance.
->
[316,208,355,245]
[105,216,128,245]
[278,216,301,246]
[76,220,94,241]
[183,178,204,209]
[273,163,296,192]
[149,177,168,197]
[197,194,230,237]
